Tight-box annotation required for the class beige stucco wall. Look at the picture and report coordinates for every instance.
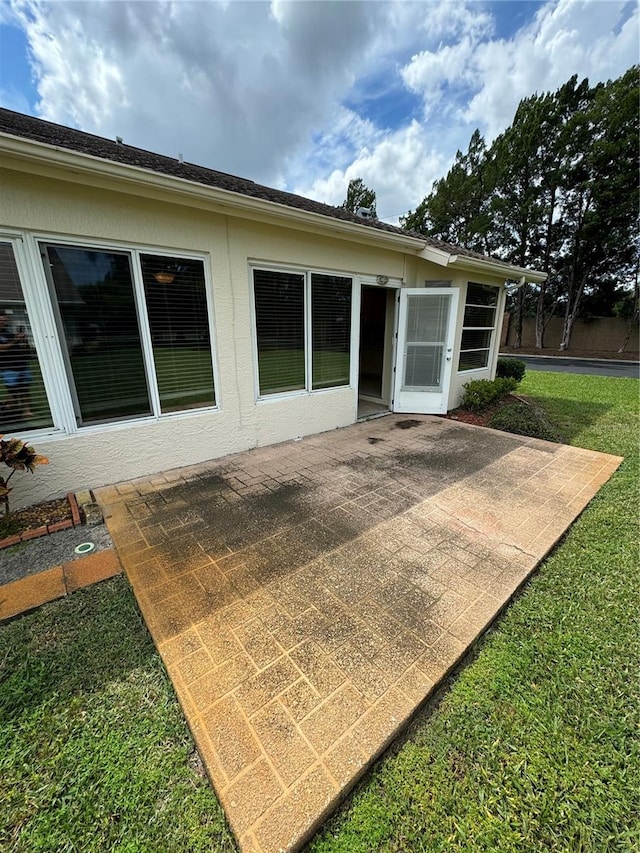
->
[1,167,508,505]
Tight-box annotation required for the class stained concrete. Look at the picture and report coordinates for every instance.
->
[96,415,622,853]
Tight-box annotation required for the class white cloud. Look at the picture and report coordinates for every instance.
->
[295,119,447,223]
[402,0,639,141]
[4,0,638,222]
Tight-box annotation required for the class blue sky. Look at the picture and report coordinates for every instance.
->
[0,1,637,222]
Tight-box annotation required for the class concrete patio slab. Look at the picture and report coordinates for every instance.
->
[96,415,622,853]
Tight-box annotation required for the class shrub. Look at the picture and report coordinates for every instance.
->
[488,402,562,442]
[460,377,518,412]
[496,357,526,383]
[0,435,48,516]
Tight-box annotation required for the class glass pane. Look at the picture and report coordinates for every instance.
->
[458,349,490,370]
[254,269,305,395]
[44,245,151,425]
[403,344,443,389]
[466,283,498,306]
[141,255,215,413]
[0,243,54,433]
[463,305,496,327]
[461,329,493,350]
[311,274,351,390]
[402,293,451,390]
[405,294,448,343]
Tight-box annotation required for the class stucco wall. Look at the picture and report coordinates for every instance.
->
[0,169,421,504]
[1,167,508,505]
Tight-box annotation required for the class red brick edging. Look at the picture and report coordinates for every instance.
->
[0,492,82,551]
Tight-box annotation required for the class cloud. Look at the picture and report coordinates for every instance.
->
[9,0,388,183]
[4,0,638,226]
[402,0,639,140]
[294,118,447,223]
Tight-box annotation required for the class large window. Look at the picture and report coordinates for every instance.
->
[458,282,499,371]
[0,242,53,434]
[41,243,215,427]
[253,268,352,397]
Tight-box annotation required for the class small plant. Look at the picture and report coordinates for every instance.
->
[0,435,48,517]
[460,377,518,412]
[496,357,526,383]
[488,402,562,442]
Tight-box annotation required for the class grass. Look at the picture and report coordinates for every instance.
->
[1,371,638,852]
[0,580,235,852]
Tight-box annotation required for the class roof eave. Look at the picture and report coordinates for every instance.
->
[0,132,426,253]
[418,245,547,284]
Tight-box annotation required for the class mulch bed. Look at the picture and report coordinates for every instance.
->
[0,496,78,544]
[446,394,522,428]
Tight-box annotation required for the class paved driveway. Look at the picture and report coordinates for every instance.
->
[97,416,621,853]
[502,354,640,378]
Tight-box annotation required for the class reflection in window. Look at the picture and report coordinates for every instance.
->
[311,274,351,390]
[141,255,215,413]
[253,269,305,395]
[0,242,53,433]
[43,245,152,425]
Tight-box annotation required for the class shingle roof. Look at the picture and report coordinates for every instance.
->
[0,108,412,239]
[0,107,515,268]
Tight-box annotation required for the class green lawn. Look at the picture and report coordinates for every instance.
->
[1,371,638,852]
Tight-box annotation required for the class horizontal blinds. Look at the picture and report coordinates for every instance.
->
[140,255,215,413]
[44,245,152,425]
[253,269,305,395]
[458,282,498,371]
[0,242,53,433]
[311,274,351,390]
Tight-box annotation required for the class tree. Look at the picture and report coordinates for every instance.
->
[404,66,639,351]
[402,130,497,254]
[342,178,377,217]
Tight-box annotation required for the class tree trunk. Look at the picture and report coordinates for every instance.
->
[559,275,587,351]
[534,283,546,348]
[513,287,525,349]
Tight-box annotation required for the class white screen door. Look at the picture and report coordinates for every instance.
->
[394,288,459,414]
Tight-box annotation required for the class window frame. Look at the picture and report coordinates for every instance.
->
[250,263,355,402]
[457,281,500,373]
[2,230,220,438]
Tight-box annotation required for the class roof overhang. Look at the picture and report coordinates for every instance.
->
[0,132,424,253]
[418,245,547,284]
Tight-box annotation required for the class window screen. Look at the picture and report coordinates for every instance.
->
[311,274,351,390]
[254,269,305,395]
[0,242,53,433]
[140,255,215,412]
[458,282,498,371]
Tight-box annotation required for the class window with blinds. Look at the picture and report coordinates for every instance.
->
[140,255,215,412]
[253,268,352,397]
[0,242,53,434]
[253,269,305,395]
[402,293,449,389]
[458,282,499,371]
[40,243,215,427]
[311,274,352,390]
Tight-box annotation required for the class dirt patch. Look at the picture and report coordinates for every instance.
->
[0,497,73,539]
[445,394,523,429]
[395,419,422,430]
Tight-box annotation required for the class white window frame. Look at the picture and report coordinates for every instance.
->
[249,263,355,402]
[457,281,499,373]
[3,230,220,439]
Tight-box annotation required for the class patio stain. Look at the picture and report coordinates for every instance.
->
[96,414,623,853]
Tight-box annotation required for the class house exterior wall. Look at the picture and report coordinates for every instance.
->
[1,167,509,506]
